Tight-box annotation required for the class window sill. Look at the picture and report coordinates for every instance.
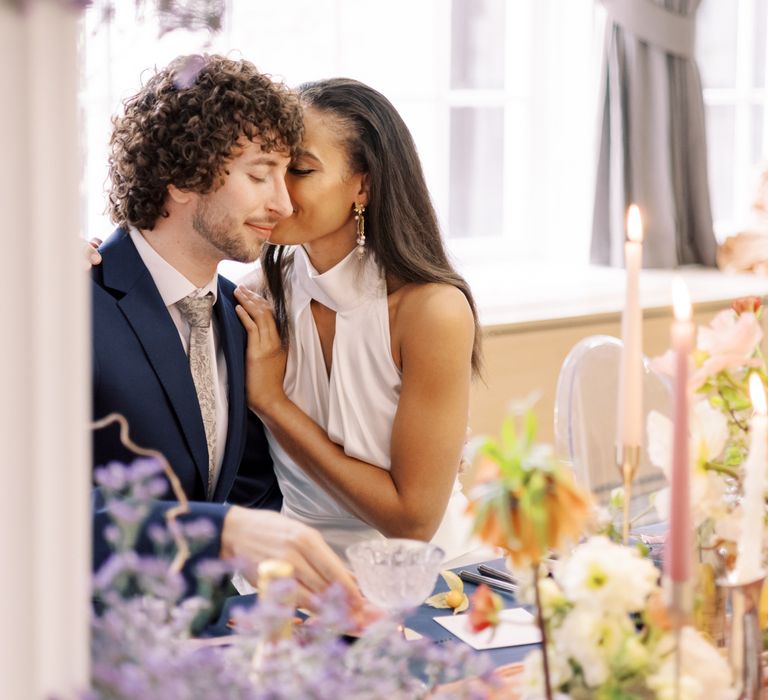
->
[460,262,768,334]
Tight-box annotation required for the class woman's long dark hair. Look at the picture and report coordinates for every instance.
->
[261,77,482,375]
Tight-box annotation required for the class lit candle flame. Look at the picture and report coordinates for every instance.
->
[672,279,691,321]
[627,205,643,243]
[750,373,767,416]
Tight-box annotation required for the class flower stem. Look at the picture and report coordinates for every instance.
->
[703,460,740,479]
[533,561,553,700]
[91,412,190,574]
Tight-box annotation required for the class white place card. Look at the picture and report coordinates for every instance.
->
[433,608,541,650]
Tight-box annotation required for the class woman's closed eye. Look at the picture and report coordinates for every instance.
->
[288,167,314,176]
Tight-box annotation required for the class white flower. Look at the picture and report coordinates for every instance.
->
[647,626,736,700]
[557,536,658,615]
[508,563,567,617]
[613,634,650,675]
[646,401,730,526]
[520,648,573,700]
[553,604,633,687]
[536,577,567,617]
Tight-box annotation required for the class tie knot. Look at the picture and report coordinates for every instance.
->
[177,292,214,328]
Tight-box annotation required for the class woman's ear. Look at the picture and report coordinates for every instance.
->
[356,173,370,208]
[167,183,193,205]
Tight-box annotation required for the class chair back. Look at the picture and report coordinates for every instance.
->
[554,335,671,524]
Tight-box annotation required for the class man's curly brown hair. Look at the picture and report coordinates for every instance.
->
[107,54,304,230]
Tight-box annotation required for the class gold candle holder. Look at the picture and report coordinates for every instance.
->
[257,559,297,642]
[616,444,641,544]
[720,573,765,699]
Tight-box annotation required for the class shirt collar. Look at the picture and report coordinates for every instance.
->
[130,228,218,307]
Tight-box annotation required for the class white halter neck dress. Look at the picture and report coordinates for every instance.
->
[268,245,474,561]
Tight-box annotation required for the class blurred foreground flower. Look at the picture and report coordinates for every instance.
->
[465,408,593,700]
[466,410,592,567]
[467,584,504,634]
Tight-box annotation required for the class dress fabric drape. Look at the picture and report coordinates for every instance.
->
[591,0,717,268]
[268,246,475,562]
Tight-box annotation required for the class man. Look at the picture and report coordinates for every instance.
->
[91,54,360,609]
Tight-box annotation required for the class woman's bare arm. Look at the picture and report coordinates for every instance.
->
[233,283,475,540]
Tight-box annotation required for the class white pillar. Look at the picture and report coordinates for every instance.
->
[0,1,90,698]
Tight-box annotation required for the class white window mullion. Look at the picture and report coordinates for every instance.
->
[503,0,533,254]
[734,0,754,220]
[763,1,768,159]
[434,0,452,239]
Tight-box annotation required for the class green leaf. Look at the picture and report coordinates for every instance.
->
[500,415,518,456]
[724,444,745,466]
[524,410,538,449]
[720,385,743,405]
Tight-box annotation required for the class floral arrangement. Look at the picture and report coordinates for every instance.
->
[513,536,735,700]
[647,296,765,550]
[466,408,593,698]
[467,410,592,568]
[465,408,736,699]
[90,458,496,699]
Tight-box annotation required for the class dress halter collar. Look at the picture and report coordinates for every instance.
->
[292,245,380,313]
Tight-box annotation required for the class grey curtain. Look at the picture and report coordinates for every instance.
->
[591,0,717,268]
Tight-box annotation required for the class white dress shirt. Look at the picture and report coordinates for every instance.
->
[130,229,229,492]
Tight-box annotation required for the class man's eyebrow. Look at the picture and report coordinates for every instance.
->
[245,155,285,167]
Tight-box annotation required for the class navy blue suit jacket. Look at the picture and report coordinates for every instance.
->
[91,228,281,573]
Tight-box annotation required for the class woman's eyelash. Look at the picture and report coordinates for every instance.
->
[289,168,314,176]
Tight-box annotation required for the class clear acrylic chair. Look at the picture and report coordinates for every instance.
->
[554,335,672,526]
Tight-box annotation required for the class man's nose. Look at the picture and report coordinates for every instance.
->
[268,177,293,219]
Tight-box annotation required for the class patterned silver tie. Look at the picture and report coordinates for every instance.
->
[176,292,217,499]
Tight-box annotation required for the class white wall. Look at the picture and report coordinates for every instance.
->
[0,1,90,697]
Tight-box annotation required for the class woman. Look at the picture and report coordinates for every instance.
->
[234,78,482,561]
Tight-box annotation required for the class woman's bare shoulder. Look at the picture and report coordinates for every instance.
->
[394,282,474,337]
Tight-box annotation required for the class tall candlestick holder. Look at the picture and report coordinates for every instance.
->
[617,444,641,544]
[663,575,692,700]
[720,572,765,699]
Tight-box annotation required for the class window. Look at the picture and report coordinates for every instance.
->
[80,0,602,277]
[698,0,768,240]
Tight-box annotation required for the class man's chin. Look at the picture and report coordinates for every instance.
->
[220,242,264,264]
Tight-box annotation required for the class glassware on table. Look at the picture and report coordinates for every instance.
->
[346,538,445,624]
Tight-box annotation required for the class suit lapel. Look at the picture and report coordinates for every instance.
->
[211,280,246,501]
[102,230,210,487]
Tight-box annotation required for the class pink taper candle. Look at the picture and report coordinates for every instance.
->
[666,280,693,584]
[617,205,644,451]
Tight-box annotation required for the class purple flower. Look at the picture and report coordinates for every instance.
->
[172,55,207,90]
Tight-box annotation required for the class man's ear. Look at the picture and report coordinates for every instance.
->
[167,184,193,205]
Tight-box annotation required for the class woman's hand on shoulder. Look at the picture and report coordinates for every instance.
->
[84,237,103,268]
[234,285,288,414]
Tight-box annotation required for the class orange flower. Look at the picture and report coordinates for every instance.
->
[731,296,762,315]
[645,589,672,632]
[468,584,504,633]
[468,464,592,568]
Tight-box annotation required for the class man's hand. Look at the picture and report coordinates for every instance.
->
[221,506,374,621]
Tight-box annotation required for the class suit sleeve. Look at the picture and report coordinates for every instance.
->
[227,410,282,511]
[92,493,229,593]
